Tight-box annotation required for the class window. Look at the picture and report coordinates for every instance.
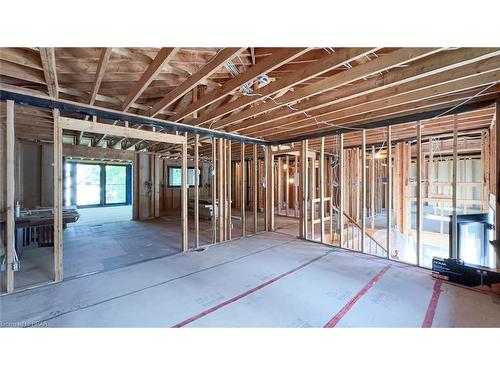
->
[64,162,131,207]
[76,164,101,206]
[105,165,127,204]
[167,166,200,188]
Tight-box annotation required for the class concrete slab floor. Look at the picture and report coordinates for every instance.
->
[1,232,499,328]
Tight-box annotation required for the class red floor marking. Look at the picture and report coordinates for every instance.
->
[171,252,330,328]
[324,265,391,328]
[422,279,443,328]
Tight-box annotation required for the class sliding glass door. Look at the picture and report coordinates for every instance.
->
[64,162,131,207]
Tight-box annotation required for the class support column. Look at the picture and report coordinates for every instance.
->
[371,145,375,230]
[361,130,366,253]
[300,140,309,238]
[495,99,500,267]
[387,127,392,259]
[181,134,188,251]
[253,144,258,233]
[277,156,282,216]
[339,134,344,247]
[452,114,458,259]
[218,139,224,241]
[416,121,422,266]
[227,140,232,240]
[194,134,200,248]
[241,143,246,237]
[53,109,63,281]
[285,155,290,217]
[265,146,274,232]
[211,137,217,243]
[6,100,15,292]
[320,137,325,243]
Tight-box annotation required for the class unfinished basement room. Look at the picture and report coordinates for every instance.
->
[1,45,499,331]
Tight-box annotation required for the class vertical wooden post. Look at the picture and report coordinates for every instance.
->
[311,153,316,241]
[132,153,140,220]
[320,137,325,243]
[451,114,458,259]
[329,155,333,243]
[6,100,15,292]
[154,154,160,218]
[277,156,282,216]
[496,99,500,268]
[371,145,376,230]
[294,155,298,217]
[227,140,232,240]
[416,121,423,266]
[241,143,246,237]
[53,108,63,281]
[218,139,225,241]
[194,134,200,248]
[211,137,217,243]
[339,134,344,247]
[285,155,290,217]
[253,144,258,233]
[181,134,188,251]
[265,146,274,232]
[361,130,366,253]
[300,140,309,238]
[387,127,392,259]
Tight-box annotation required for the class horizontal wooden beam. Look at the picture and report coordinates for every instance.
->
[270,99,495,145]
[59,117,186,144]
[0,88,268,145]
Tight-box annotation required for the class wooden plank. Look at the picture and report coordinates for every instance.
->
[132,153,140,220]
[371,145,376,230]
[211,137,217,243]
[227,140,232,240]
[339,134,344,247]
[218,139,224,241]
[59,117,185,144]
[194,134,200,247]
[451,114,458,258]
[253,144,258,233]
[277,157,282,215]
[496,99,500,268]
[122,48,179,111]
[361,130,366,253]
[285,155,290,217]
[181,134,188,251]
[154,154,160,218]
[90,48,113,105]
[39,48,58,99]
[320,137,325,242]
[150,48,245,116]
[301,140,309,238]
[387,127,392,259]
[241,142,246,237]
[6,100,15,292]
[53,109,63,281]
[311,154,316,240]
[416,121,423,265]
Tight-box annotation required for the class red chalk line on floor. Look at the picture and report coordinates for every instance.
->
[171,252,331,328]
[422,279,443,328]
[323,265,391,328]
